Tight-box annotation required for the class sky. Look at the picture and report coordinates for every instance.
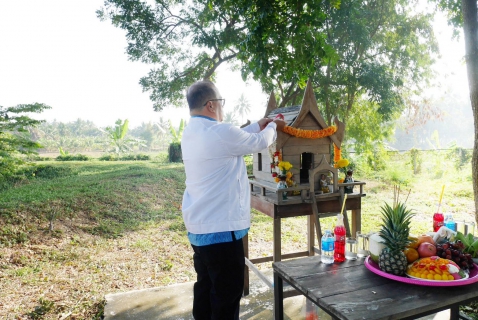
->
[0,1,470,129]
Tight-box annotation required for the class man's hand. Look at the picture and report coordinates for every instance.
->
[273,119,287,132]
[258,118,273,131]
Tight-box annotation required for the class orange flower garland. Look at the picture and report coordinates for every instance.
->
[334,143,341,162]
[333,143,349,169]
[283,125,337,139]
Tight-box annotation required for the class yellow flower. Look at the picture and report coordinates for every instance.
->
[278,161,293,171]
[286,171,293,179]
[274,177,280,183]
[334,159,349,168]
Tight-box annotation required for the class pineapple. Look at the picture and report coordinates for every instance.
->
[378,202,415,276]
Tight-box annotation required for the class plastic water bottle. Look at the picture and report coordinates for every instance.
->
[334,214,346,262]
[445,214,456,232]
[321,230,334,264]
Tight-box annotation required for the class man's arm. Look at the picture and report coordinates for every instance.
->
[220,120,287,156]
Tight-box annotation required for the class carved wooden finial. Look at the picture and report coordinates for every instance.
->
[264,91,277,118]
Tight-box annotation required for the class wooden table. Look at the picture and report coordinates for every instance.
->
[273,256,478,320]
[244,180,365,295]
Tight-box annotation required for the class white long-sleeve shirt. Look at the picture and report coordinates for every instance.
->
[181,116,277,234]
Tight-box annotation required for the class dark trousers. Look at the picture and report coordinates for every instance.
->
[191,234,245,320]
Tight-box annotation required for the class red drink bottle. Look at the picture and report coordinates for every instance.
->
[433,213,444,232]
[334,214,346,262]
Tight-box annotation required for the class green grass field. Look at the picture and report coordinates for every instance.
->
[0,153,475,319]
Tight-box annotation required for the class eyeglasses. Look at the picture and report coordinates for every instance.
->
[203,99,225,107]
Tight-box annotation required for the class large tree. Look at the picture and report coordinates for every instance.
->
[97,0,337,110]
[432,0,478,223]
[99,0,437,129]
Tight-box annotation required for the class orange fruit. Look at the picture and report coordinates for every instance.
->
[404,248,420,263]
[407,236,419,249]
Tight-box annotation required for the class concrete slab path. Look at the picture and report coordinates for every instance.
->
[104,269,449,320]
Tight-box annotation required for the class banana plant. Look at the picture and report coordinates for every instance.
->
[100,119,141,155]
[168,119,186,162]
[168,119,185,143]
[58,147,69,156]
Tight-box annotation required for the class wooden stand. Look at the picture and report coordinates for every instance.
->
[244,179,366,296]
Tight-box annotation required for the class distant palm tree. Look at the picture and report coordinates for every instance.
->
[235,94,251,124]
[223,111,239,126]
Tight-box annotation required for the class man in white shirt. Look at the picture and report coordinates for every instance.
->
[181,80,285,319]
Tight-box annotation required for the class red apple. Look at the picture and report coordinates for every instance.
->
[417,234,435,246]
[417,242,437,258]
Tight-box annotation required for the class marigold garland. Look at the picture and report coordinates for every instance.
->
[333,143,349,169]
[334,144,341,163]
[283,125,337,139]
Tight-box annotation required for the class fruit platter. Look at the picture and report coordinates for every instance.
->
[365,195,478,286]
[365,256,478,286]
[406,256,468,281]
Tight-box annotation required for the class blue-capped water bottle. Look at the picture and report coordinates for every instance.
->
[445,214,456,232]
[321,230,335,264]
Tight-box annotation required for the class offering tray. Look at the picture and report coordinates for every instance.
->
[364,256,478,287]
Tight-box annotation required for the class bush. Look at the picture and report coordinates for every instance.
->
[99,154,118,161]
[27,155,52,161]
[119,154,151,161]
[32,165,75,179]
[0,164,76,190]
[55,154,90,161]
[153,153,169,163]
[98,154,151,161]
[168,142,182,162]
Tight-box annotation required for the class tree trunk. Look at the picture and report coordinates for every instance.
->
[461,0,478,224]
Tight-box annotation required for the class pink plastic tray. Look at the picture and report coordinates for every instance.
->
[364,256,478,287]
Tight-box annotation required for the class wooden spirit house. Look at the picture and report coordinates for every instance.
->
[251,80,345,197]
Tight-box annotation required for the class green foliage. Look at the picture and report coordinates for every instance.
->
[168,220,186,232]
[153,152,169,164]
[98,0,438,168]
[346,99,396,169]
[168,119,186,144]
[129,118,171,151]
[427,131,446,178]
[56,154,90,161]
[432,0,464,33]
[97,0,335,110]
[317,0,437,124]
[0,103,50,181]
[32,165,75,179]
[99,154,151,161]
[101,119,146,155]
[0,164,75,191]
[448,143,472,171]
[244,154,253,176]
[408,148,422,174]
[168,142,182,163]
[58,146,69,156]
